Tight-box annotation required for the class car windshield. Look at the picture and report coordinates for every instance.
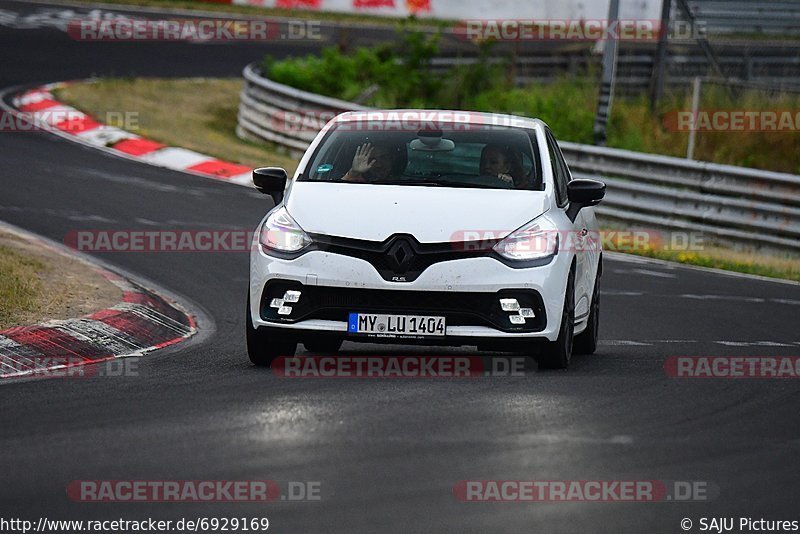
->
[301,122,543,191]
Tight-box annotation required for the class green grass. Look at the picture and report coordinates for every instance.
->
[621,243,800,282]
[0,245,46,329]
[56,78,298,173]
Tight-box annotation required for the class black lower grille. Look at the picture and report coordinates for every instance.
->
[260,281,546,333]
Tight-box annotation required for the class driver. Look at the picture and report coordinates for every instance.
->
[343,142,405,183]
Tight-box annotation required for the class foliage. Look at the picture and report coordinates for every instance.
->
[263,34,800,173]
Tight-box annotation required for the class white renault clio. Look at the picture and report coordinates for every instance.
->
[247,111,605,369]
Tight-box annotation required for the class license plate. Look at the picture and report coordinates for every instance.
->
[348,313,446,337]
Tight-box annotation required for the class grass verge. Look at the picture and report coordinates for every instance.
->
[54,78,800,282]
[56,78,298,174]
[0,245,45,329]
[0,231,122,330]
[608,239,800,282]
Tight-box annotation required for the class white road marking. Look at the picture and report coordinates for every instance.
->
[771,299,800,306]
[603,292,800,306]
[631,268,677,279]
[715,341,794,347]
[599,340,652,346]
[681,294,766,303]
[65,214,116,223]
[599,339,797,347]
[643,339,698,344]
[518,433,634,446]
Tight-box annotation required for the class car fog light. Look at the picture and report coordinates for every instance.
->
[284,290,302,303]
[509,315,526,325]
[500,298,520,312]
[519,308,535,318]
[270,298,284,308]
[278,306,293,316]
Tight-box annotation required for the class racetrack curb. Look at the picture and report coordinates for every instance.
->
[0,224,197,380]
[5,83,255,188]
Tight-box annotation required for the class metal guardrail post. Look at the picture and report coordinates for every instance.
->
[593,0,619,147]
[686,76,701,160]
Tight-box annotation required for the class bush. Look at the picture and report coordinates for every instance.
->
[262,30,442,107]
[262,34,800,173]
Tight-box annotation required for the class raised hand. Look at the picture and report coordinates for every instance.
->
[351,143,376,174]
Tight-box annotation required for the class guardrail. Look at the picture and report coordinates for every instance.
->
[429,51,800,94]
[685,0,800,36]
[238,63,800,252]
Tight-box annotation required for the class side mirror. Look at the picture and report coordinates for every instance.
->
[566,179,605,222]
[253,167,288,205]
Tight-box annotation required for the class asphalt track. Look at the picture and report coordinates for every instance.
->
[1,2,800,532]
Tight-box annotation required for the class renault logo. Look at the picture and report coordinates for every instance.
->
[386,239,413,273]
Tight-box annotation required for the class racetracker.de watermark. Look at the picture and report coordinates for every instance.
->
[284,110,534,133]
[663,110,800,132]
[67,480,321,502]
[452,229,705,253]
[272,356,526,378]
[0,357,139,379]
[63,229,706,253]
[454,19,706,42]
[665,356,800,378]
[64,230,259,252]
[453,480,718,502]
[0,110,140,133]
[67,18,321,41]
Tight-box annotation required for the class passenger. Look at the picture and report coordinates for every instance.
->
[480,144,528,189]
[343,142,406,182]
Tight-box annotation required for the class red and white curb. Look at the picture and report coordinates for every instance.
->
[10,82,254,187]
[0,227,196,380]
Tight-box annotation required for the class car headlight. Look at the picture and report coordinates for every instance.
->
[259,207,312,253]
[493,215,559,261]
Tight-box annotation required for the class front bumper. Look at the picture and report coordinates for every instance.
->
[250,247,571,342]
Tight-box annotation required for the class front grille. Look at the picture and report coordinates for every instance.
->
[260,281,546,333]
[310,233,496,283]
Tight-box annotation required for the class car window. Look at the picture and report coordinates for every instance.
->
[545,130,570,207]
[302,122,544,191]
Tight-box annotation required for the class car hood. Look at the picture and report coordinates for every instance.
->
[286,182,549,243]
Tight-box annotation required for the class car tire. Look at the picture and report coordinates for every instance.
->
[536,270,575,370]
[246,296,297,366]
[303,338,343,354]
[573,271,600,355]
